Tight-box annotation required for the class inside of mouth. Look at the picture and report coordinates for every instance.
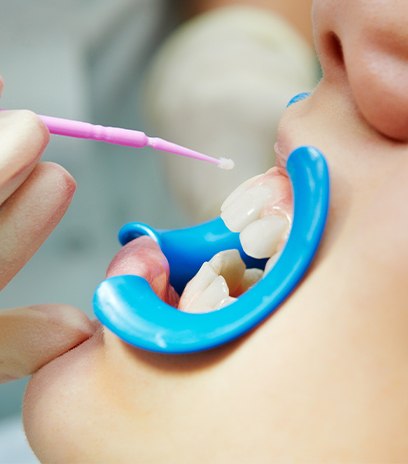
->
[177,165,293,314]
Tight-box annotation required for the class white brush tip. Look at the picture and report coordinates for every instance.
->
[218,157,235,170]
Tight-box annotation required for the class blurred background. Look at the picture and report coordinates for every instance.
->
[0,1,188,461]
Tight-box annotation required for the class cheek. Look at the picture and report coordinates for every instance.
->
[351,157,408,283]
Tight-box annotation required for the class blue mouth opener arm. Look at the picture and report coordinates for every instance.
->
[93,146,330,354]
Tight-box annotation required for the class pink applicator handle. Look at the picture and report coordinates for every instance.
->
[39,115,148,147]
[38,114,234,170]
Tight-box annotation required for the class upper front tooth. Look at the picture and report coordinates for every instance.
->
[220,185,273,232]
[239,214,289,259]
[220,174,263,212]
[209,249,245,296]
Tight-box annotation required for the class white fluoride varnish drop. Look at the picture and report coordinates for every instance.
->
[218,157,235,170]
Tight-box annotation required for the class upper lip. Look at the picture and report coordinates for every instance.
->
[274,128,292,168]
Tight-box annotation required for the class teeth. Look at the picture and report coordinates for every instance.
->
[209,249,245,295]
[221,169,292,232]
[239,214,289,259]
[180,167,292,313]
[181,275,229,313]
[220,168,292,264]
[220,185,274,232]
[239,268,263,292]
[178,262,218,310]
[178,250,247,313]
[220,168,288,214]
[216,296,237,310]
[264,252,281,275]
[220,174,263,212]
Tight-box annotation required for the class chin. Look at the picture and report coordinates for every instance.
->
[23,329,104,463]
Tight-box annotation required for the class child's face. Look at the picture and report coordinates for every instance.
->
[24,1,408,462]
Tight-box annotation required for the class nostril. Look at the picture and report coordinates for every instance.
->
[325,32,345,67]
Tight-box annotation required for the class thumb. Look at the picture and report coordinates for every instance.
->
[0,304,95,383]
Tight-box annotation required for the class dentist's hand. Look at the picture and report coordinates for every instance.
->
[0,79,95,383]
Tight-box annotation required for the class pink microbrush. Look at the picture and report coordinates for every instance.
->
[38,113,234,170]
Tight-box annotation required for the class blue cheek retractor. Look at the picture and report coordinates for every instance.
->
[93,146,330,354]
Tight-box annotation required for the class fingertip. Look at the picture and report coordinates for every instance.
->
[26,161,77,226]
[0,109,50,176]
[0,162,77,289]
[0,304,96,382]
[16,109,50,153]
[30,304,96,338]
[37,161,77,206]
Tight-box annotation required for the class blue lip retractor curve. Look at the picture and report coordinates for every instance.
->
[93,146,330,354]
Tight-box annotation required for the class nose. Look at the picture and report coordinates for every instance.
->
[313,0,408,142]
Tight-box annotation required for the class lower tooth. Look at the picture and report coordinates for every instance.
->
[240,214,289,259]
[183,275,229,313]
[209,249,245,295]
[240,268,263,292]
[216,296,237,309]
[264,252,280,275]
[178,262,218,310]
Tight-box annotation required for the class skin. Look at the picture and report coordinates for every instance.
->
[22,0,408,462]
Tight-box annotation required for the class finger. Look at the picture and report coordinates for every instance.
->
[0,304,96,383]
[0,75,4,96]
[0,162,76,289]
[106,236,179,305]
[0,109,49,206]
